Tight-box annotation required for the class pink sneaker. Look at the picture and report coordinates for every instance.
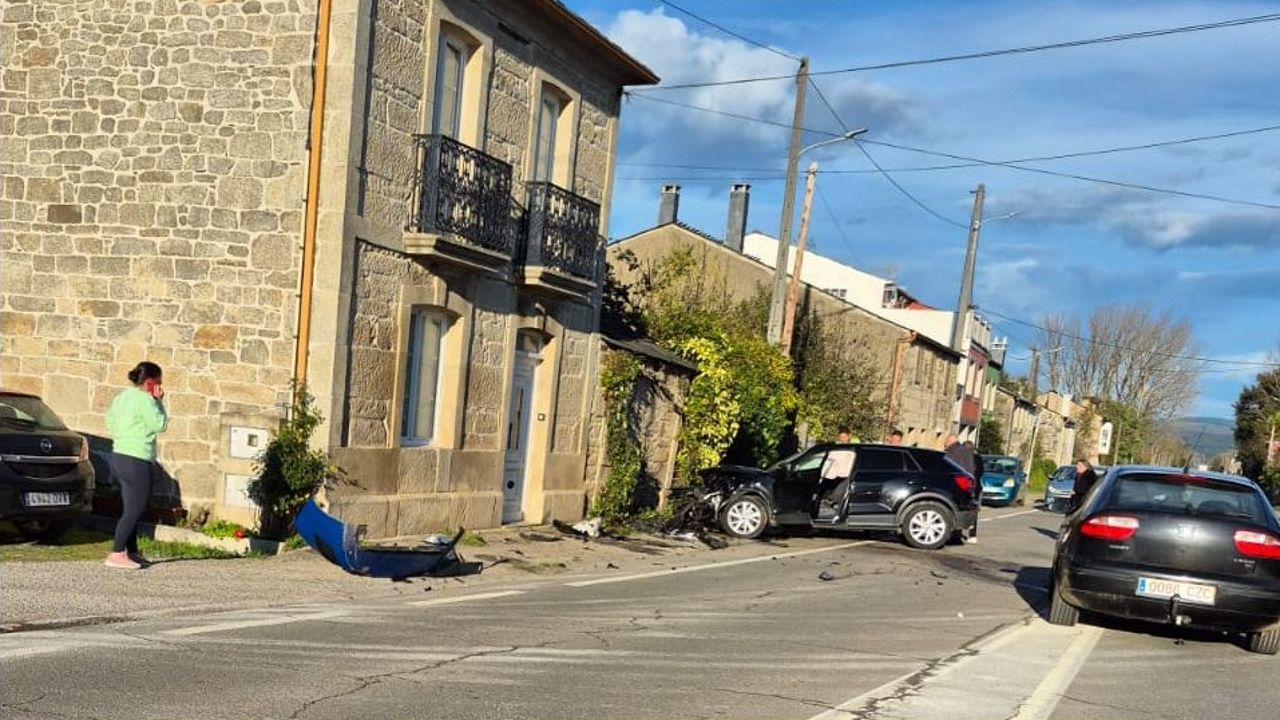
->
[104,552,141,570]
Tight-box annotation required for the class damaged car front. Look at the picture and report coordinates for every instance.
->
[689,463,780,540]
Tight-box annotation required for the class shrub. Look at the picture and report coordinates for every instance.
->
[249,382,342,540]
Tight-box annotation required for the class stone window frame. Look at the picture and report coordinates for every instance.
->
[523,69,581,190]
[422,15,491,150]
[399,307,449,447]
[390,283,469,451]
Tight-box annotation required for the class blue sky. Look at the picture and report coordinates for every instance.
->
[569,0,1280,419]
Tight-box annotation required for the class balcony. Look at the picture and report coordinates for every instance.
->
[404,134,515,273]
[518,181,602,298]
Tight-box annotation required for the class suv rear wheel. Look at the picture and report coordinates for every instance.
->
[720,495,768,540]
[1247,628,1280,655]
[899,501,953,550]
[1048,576,1080,626]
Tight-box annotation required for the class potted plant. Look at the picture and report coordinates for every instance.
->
[249,382,344,540]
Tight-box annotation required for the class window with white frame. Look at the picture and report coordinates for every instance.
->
[400,308,449,445]
[432,34,466,138]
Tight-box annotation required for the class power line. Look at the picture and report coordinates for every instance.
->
[656,0,800,61]
[814,181,856,262]
[861,138,1280,211]
[855,141,968,228]
[638,12,1280,91]
[624,93,1280,211]
[981,307,1280,368]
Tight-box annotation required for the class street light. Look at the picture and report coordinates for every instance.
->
[768,127,868,346]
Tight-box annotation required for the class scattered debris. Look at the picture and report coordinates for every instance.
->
[930,570,949,579]
[519,531,563,543]
[957,611,965,618]
[552,519,599,540]
[606,562,619,569]
[818,570,836,581]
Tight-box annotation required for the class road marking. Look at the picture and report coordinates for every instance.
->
[161,610,347,637]
[1010,625,1104,720]
[981,508,1040,522]
[805,619,1101,720]
[408,590,526,607]
[564,541,872,587]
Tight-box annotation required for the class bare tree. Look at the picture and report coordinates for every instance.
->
[1037,303,1203,422]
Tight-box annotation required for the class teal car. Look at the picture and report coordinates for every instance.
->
[980,455,1026,507]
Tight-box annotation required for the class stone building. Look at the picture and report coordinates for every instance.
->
[608,187,959,448]
[0,0,657,536]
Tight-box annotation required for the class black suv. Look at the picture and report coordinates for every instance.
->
[0,389,95,541]
[696,443,979,549]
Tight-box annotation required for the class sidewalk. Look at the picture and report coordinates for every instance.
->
[0,524,760,632]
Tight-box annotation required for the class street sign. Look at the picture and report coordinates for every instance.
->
[1099,422,1114,455]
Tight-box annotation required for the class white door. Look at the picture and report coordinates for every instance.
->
[502,347,540,524]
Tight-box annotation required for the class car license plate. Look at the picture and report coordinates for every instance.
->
[23,492,70,507]
[1136,577,1216,606]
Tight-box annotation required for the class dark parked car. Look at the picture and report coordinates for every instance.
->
[1048,465,1280,654]
[696,443,979,550]
[0,389,95,541]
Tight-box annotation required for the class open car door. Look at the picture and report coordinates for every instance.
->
[773,447,828,525]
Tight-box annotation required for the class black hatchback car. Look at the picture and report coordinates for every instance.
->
[0,389,95,541]
[1048,466,1280,654]
[696,443,979,549]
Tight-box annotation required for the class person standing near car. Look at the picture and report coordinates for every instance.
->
[1068,459,1098,513]
[818,428,857,517]
[944,435,980,543]
[103,362,169,570]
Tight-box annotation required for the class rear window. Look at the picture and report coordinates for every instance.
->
[1107,472,1270,525]
[983,457,1020,474]
[858,449,911,472]
[0,394,68,431]
[912,450,963,474]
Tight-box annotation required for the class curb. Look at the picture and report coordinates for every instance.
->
[81,515,286,556]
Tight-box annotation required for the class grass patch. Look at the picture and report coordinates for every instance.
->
[0,523,260,563]
[431,529,487,547]
[283,534,308,550]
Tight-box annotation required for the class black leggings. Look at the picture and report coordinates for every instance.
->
[109,454,155,553]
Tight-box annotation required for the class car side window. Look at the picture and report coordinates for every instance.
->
[792,448,827,472]
[857,449,908,472]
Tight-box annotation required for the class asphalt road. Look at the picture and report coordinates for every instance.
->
[4,506,1279,719]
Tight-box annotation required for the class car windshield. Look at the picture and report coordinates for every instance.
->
[1107,472,1270,524]
[983,457,1019,475]
[0,394,68,431]
[1050,467,1076,484]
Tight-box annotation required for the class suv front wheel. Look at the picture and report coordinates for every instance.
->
[899,501,954,550]
[720,495,768,539]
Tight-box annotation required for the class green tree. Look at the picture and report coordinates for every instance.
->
[1234,369,1280,479]
[249,383,343,539]
[978,414,1005,456]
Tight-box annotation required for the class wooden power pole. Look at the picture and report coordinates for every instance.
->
[780,162,818,356]
[767,57,809,346]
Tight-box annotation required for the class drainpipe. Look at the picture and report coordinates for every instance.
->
[886,332,916,432]
[292,0,335,389]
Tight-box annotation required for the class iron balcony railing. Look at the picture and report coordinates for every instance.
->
[408,134,515,256]
[522,181,602,281]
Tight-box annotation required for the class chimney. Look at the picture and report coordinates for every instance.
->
[658,184,680,225]
[724,183,750,252]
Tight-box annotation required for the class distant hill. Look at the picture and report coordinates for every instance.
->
[1168,417,1236,461]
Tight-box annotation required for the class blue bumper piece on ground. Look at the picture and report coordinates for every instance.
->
[293,499,481,579]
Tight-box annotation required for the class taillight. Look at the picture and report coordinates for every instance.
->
[1080,514,1140,541]
[954,474,974,492]
[1234,530,1280,560]
[79,437,89,462]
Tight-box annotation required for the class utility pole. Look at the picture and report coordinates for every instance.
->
[1029,347,1040,398]
[767,57,809,346]
[949,183,985,436]
[779,162,818,356]
[950,184,986,353]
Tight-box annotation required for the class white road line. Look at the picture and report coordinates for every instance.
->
[1010,625,1104,720]
[408,590,526,607]
[564,541,872,588]
[161,610,348,637]
[981,508,1040,522]
[805,619,1036,720]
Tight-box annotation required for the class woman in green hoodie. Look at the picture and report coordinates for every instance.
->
[103,361,169,569]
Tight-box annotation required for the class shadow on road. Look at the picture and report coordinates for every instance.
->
[1080,609,1252,653]
[1030,527,1059,540]
[1015,566,1051,617]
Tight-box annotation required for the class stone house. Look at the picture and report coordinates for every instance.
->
[0,0,657,536]
[608,186,959,448]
